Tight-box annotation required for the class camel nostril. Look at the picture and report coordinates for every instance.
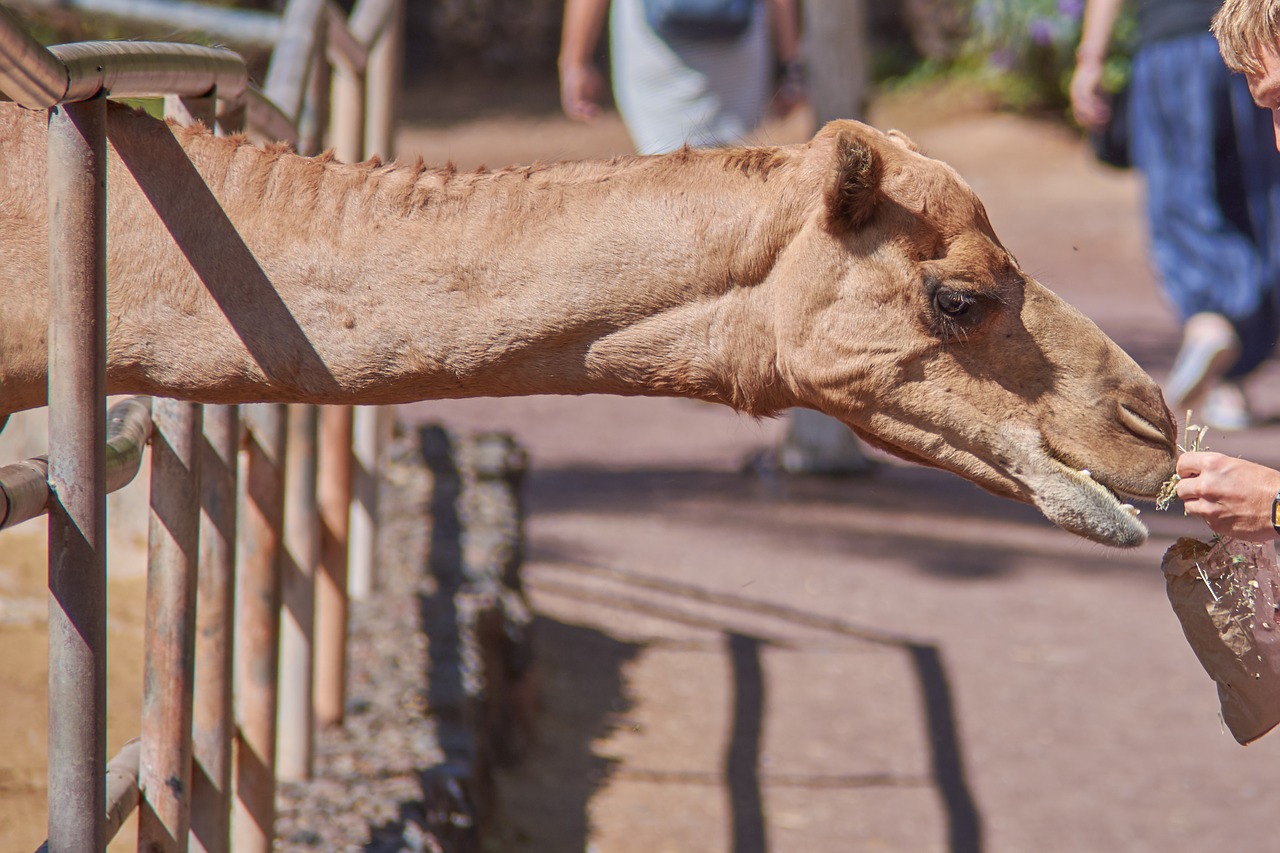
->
[1118,401,1175,447]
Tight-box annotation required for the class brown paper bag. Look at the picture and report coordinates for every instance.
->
[1161,537,1280,744]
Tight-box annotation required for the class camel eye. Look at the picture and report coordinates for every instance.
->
[934,288,974,318]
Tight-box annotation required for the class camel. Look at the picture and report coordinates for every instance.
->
[0,101,1176,548]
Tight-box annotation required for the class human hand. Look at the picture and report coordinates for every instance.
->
[1175,451,1280,542]
[560,62,606,122]
[1069,56,1110,130]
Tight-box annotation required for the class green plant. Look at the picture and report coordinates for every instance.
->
[964,0,1135,112]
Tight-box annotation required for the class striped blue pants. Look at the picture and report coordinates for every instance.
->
[1130,32,1280,377]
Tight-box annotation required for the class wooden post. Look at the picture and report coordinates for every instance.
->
[233,403,286,853]
[138,397,203,851]
[45,93,108,853]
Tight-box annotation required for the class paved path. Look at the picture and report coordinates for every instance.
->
[397,92,1280,852]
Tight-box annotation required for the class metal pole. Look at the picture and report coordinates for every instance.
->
[773,0,874,476]
[36,738,145,852]
[348,0,402,600]
[329,39,364,163]
[264,0,327,124]
[161,92,237,853]
[164,92,215,129]
[803,0,870,125]
[314,55,363,728]
[299,29,330,156]
[190,405,238,853]
[45,94,108,853]
[362,0,401,160]
[0,395,153,534]
[138,398,203,851]
[233,403,286,853]
[277,403,318,781]
[348,405,379,600]
[314,404,353,727]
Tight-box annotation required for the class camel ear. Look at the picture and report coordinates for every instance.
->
[824,131,882,231]
[886,129,921,152]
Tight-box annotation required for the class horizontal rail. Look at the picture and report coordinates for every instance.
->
[50,41,248,103]
[34,738,143,853]
[104,739,143,843]
[0,396,153,530]
[9,0,397,54]
[9,0,382,77]
[0,9,302,145]
[13,0,282,45]
[0,5,248,109]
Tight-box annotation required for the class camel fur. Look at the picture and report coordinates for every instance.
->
[0,101,1176,547]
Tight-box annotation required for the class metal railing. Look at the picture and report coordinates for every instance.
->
[0,0,403,848]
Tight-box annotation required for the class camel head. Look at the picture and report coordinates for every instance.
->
[770,120,1176,548]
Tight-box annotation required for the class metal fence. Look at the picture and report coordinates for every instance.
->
[0,0,403,848]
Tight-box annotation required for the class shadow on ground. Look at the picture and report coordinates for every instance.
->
[523,462,1181,583]
[491,616,641,851]
[494,561,986,852]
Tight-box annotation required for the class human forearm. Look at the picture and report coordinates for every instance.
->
[1070,0,1126,127]
[1076,0,1126,62]
[559,0,610,120]
[767,0,802,63]
[559,0,609,70]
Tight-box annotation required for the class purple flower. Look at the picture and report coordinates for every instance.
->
[988,48,1016,70]
[1058,0,1084,17]
[1028,17,1055,46]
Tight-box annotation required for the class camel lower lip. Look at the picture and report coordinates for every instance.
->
[1042,453,1149,547]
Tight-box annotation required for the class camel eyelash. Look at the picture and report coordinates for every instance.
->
[923,275,988,339]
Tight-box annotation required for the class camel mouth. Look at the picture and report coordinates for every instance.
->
[998,425,1149,548]
[1033,449,1149,548]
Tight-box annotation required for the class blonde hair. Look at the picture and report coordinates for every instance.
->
[1212,0,1280,74]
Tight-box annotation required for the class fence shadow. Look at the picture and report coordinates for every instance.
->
[512,545,986,853]
[490,616,642,852]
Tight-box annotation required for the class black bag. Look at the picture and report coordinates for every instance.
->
[642,0,756,40]
[1089,84,1131,169]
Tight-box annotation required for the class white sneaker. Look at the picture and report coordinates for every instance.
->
[1201,381,1254,431]
[1164,313,1241,415]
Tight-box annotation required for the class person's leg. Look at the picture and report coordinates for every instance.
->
[1220,67,1280,379]
[1201,71,1280,429]
[1130,35,1272,421]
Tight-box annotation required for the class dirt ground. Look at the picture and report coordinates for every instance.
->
[5,68,1280,851]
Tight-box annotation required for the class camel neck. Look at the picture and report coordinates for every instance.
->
[91,107,812,411]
